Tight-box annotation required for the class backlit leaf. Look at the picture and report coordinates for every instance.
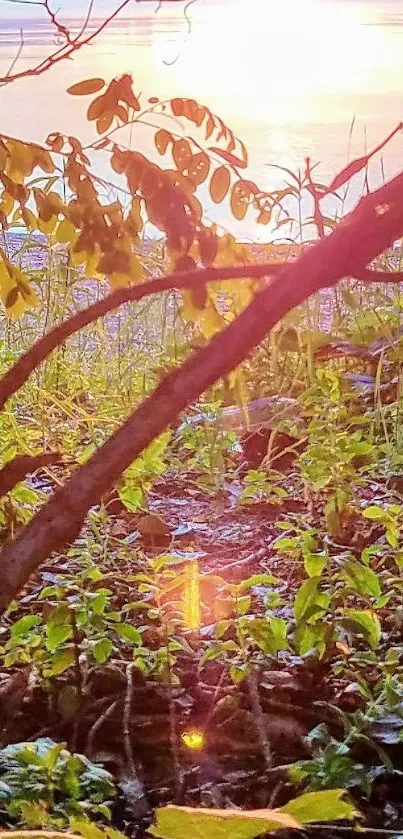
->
[294,577,320,623]
[343,609,381,650]
[155,129,172,155]
[67,78,105,96]
[173,139,192,173]
[280,789,357,824]
[150,805,300,839]
[188,152,210,186]
[210,166,230,203]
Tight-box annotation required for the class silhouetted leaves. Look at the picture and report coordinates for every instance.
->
[67,78,105,96]
[210,166,231,203]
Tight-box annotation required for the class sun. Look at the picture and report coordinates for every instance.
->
[146,0,390,124]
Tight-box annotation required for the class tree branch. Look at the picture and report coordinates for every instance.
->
[0,170,403,610]
[0,263,281,411]
[0,0,133,87]
[0,253,400,413]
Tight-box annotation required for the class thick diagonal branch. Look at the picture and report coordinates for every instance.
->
[0,171,403,610]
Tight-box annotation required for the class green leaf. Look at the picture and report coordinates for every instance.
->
[10,614,41,636]
[235,574,278,593]
[343,609,381,649]
[48,647,75,676]
[150,805,300,839]
[294,578,320,623]
[280,789,357,824]
[91,593,109,615]
[45,623,73,652]
[92,637,113,663]
[230,665,247,683]
[70,817,107,839]
[248,617,289,655]
[304,552,327,578]
[114,623,141,645]
[342,560,381,598]
[362,505,386,521]
[294,623,328,658]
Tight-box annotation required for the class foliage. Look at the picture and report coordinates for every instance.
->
[151,790,357,839]
[0,739,116,828]
[1,25,403,835]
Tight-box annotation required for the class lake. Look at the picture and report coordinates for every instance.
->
[1,0,403,241]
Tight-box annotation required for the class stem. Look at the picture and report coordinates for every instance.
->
[247,667,273,770]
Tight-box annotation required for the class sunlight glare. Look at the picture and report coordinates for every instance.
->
[146,0,390,123]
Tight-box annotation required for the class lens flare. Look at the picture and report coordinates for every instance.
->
[181,730,205,750]
[183,559,201,630]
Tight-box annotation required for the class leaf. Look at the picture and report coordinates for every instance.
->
[281,789,357,824]
[55,218,77,245]
[342,560,381,598]
[87,95,107,121]
[231,181,248,220]
[10,614,41,636]
[363,505,386,521]
[114,623,141,645]
[97,112,114,135]
[257,209,271,225]
[236,574,278,593]
[171,98,184,116]
[248,617,289,655]
[294,578,320,623]
[343,609,381,650]
[304,552,327,578]
[150,805,300,839]
[326,123,401,194]
[210,166,230,203]
[155,129,172,155]
[188,153,210,186]
[173,139,192,173]
[45,624,73,653]
[48,648,75,676]
[67,78,105,96]
[92,637,113,664]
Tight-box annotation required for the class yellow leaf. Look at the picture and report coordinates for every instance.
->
[201,306,225,339]
[109,272,131,289]
[37,215,57,235]
[0,254,39,320]
[55,218,77,245]
[5,139,34,181]
[84,250,102,279]
[0,192,14,215]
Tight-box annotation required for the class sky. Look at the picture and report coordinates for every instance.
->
[0,0,399,18]
[1,0,174,17]
[1,0,402,240]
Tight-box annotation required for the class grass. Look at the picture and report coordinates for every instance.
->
[1,223,403,836]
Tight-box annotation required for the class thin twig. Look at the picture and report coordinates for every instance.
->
[123,661,137,778]
[0,0,133,87]
[86,699,119,756]
[5,28,25,79]
[247,668,273,770]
